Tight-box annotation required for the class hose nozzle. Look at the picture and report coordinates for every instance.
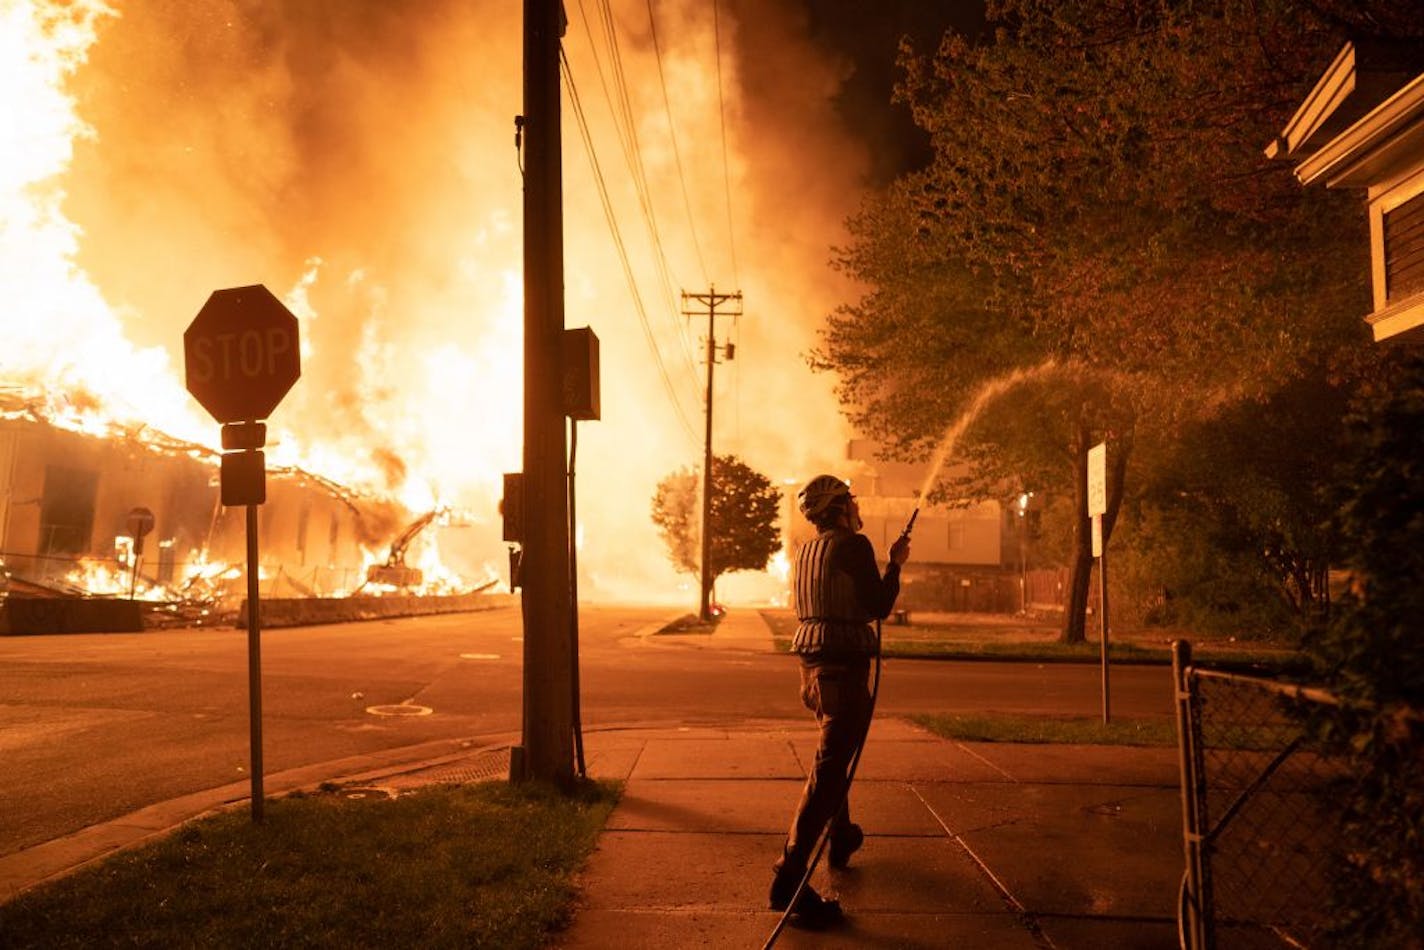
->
[900,507,919,540]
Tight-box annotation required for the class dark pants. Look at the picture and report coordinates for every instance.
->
[777,656,873,874]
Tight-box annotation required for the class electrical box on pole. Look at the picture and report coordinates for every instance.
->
[562,327,600,421]
[183,283,301,821]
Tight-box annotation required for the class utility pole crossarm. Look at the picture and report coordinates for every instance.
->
[681,287,743,623]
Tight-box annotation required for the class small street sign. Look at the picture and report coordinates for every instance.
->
[126,506,155,553]
[1087,442,1107,517]
[1086,441,1111,724]
[221,451,267,506]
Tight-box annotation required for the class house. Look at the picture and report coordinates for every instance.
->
[781,440,1023,613]
[1268,39,1424,342]
[0,407,403,611]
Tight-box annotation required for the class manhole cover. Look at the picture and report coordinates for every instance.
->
[365,704,434,717]
[339,786,397,800]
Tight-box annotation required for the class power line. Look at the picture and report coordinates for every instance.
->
[560,47,701,449]
[578,0,700,380]
[645,0,709,285]
[711,0,741,288]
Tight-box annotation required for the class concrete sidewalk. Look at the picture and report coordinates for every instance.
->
[1,607,1190,947]
[556,719,1185,949]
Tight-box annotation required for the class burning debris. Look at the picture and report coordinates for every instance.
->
[0,389,504,633]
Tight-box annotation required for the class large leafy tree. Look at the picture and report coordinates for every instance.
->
[1302,352,1424,944]
[1115,374,1354,634]
[650,455,782,593]
[817,0,1415,640]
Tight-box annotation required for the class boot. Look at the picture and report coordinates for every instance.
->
[828,822,864,869]
[770,853,844,928]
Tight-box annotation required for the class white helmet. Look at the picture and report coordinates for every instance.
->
[797,474,851,520]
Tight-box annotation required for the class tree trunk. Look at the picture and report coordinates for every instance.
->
[1060,419,1132,645]
[1060,425,1093,644]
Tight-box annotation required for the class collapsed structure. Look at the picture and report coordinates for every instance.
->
[0,391,501,633]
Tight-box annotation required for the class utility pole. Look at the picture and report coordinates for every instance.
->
[518,0,574,787]
[682,287,742,623]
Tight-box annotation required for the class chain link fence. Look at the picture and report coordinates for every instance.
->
[1173,641,1356,949]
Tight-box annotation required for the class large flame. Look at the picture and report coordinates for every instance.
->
[3,0,867,604]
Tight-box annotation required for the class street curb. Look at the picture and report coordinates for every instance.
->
[0,731,520,904]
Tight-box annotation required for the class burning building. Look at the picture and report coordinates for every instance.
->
[0,390,512,635]
[3,1,951,612]
[0,391,442,630]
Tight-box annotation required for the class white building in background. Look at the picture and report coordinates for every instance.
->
[782,440,1026,613]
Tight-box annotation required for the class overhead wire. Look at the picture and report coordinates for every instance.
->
[560,46,701,448]
[711,0,741,289]
[579,0,700,380]
[645,0,709,285]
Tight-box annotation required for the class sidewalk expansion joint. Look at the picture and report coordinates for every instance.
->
[909,783,1059,950]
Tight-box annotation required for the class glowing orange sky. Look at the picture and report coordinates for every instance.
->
[2,0,879,603]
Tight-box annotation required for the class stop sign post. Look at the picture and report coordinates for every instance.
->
[184,284,301,822]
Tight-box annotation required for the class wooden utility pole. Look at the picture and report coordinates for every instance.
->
[681,288,742,623]
[519,0,574,787]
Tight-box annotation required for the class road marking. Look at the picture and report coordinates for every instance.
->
[365,704,433,717]
[460,653,501,660]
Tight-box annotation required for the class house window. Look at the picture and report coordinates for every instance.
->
[1383,189,1424,304]
[39,465,99,555]
[948,523,966,551]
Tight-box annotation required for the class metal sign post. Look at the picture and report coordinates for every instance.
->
[1088,441,1110,724]
[184,285,300,822]
[244,503,264,820]
[125,507,154,600]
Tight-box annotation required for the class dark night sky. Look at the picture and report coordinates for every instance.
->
[800,0,985,183]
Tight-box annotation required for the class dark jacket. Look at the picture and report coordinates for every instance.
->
[790,527,901,658]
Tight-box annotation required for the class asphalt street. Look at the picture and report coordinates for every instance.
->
[0,605,1174,858]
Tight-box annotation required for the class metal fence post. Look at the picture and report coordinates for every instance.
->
[1173,639,1213,950]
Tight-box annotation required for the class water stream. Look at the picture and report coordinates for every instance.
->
[915,358,1061,503]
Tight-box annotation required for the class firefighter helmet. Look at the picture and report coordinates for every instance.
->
[797,474,852,520]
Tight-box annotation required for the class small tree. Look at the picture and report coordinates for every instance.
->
[650,455,782,599]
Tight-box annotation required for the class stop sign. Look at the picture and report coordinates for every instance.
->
[184,285,301,423]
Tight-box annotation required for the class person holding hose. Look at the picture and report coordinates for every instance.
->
[769,474,911,926]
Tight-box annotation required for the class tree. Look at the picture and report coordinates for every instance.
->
[815,0,1414,640]
[1302,352,1424,944]
[650,455,782,601]
[1113,374,1353,635]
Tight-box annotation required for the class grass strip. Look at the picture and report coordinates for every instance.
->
[0,780,619,950]
[656,613,721,635]
[913,712,1179,747]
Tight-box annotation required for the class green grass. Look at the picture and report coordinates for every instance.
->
[914,712,1180,747]
[655,612,721,635]
[759,609,1300,670]
[0,780,620,949]
[914,712,1306,750]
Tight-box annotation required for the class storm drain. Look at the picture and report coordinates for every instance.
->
[386,746,512,789]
